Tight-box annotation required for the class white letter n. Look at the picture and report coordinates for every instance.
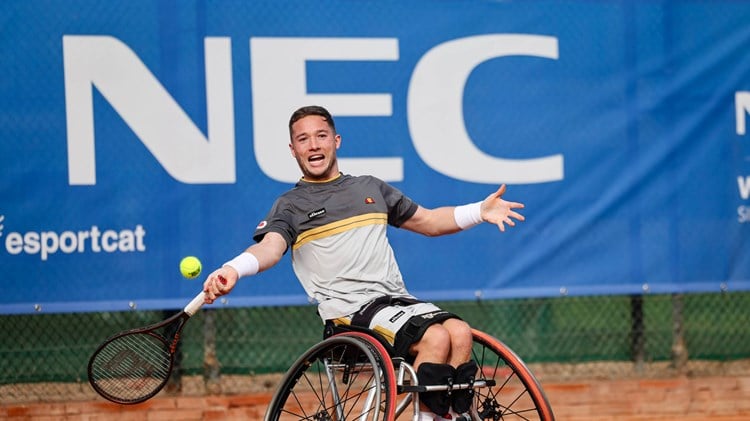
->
[736,91,750,135]
[63,36,235,185]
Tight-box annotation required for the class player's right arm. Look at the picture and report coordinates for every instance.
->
[203,231,287,303]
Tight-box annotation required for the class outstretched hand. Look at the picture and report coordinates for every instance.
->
[480,184,525,232]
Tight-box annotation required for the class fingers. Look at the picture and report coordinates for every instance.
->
[498,210,524,228]
[486,184,507,201]
[489,185,525,229]
[496,214,518,232]
[203,269,233,304]
[508,209,525,222]
[487,187,524,211]
[484,184,525,232]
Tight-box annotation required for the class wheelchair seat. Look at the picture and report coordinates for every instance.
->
[323,321,399,357]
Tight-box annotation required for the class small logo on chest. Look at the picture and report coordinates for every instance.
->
[308,208,326,219]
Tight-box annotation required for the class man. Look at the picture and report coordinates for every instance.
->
[202,105,525,420]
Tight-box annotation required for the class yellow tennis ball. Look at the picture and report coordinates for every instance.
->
[179,256,202,279]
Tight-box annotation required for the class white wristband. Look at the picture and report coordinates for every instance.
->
[223,252,260,278]
[454,201,483,230]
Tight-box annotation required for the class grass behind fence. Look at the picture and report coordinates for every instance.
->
[1,291,749,385]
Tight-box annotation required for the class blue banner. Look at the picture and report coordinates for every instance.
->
[2,0,749,314]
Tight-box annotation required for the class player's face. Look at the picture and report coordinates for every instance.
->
[289,115,341,181]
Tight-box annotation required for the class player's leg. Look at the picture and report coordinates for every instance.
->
[410,324,453,418]
[410,319,473,419]
[441,318,473,366]
[410,323,451,366]
[440,318,476,417]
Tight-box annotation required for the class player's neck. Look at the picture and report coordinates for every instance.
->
[301,172,342,183]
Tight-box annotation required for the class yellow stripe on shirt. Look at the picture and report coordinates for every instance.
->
[293,212,387,250]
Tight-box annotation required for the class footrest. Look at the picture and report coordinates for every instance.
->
[398,379,494,394]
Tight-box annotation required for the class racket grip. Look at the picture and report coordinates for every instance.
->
[184,291,206,316]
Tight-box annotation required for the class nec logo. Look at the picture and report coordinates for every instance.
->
[63,35,564,186]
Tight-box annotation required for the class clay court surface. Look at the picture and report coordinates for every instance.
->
[3,362,749,420]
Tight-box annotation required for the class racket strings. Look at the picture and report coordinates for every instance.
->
[90,332,172,402]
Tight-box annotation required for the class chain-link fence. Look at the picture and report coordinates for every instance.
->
[1,291,749,404]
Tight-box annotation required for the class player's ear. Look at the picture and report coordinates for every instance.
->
[289,142,296,157]
[334,134,341,149]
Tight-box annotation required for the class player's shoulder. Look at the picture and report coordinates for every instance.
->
[268,184,307,209]
[343,173,386,186]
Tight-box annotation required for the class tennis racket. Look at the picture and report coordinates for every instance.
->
[87,283,216,404]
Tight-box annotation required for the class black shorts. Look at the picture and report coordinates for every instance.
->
[326,295,461,361]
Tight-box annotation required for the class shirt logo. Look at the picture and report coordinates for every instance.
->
[389,311,405,323]
[365,197,375,204]
[308,208,326,219]
[256,220,268,229]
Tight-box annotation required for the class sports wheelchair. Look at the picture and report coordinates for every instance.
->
[263,325,554,420]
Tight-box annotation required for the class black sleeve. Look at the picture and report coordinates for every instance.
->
[252,197,296,253]
[376,178,419,227]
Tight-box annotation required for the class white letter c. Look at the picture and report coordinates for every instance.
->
[407,34,563,184]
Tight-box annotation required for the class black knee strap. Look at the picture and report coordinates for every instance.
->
[417,362,454,416]
[452,360,478,414]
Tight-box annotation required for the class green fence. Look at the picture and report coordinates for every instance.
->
[1,291,749,403]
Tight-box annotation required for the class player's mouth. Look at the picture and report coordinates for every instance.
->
[308,154,325,164]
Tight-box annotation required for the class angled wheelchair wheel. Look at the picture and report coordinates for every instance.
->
[471,329,555,421]
[264,334,397,421]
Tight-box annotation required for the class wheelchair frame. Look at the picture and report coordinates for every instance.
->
[264,328,554,421]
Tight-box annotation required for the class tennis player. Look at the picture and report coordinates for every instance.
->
[203,105,525,420]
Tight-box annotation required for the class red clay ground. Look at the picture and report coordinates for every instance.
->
[2,373,749,420]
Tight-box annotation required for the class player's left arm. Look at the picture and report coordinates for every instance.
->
[401,184,525,236]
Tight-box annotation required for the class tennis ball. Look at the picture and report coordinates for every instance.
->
[179,256,202,279]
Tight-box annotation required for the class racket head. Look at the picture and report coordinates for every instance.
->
[87,329,174,404]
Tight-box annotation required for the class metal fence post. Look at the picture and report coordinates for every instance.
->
[671,293,688,373]
[203,308,222,394]
[629,294,645,373]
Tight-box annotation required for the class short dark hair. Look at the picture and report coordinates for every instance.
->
[288,105,336,137]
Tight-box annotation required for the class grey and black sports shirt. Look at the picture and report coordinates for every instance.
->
[253,173,419,320]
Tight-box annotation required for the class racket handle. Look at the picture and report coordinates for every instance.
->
[184,291,206,316]
[184,276,226,315]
